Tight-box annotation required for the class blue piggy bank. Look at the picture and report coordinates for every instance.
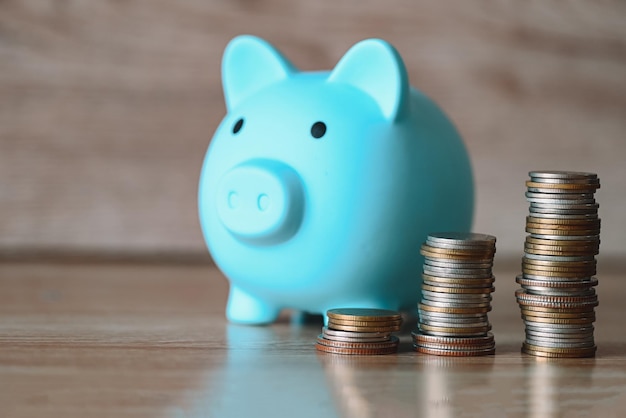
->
[199,35,473,324]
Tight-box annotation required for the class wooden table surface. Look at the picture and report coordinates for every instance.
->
[1,261,625,417]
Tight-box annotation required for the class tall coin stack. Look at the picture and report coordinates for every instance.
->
[517,171,600,358]
[316,308,401,355]
[413,233,497,356]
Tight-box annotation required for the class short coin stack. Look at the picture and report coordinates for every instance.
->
[413,232,497,356]
[316,308,401,355]
[517,170,600,358]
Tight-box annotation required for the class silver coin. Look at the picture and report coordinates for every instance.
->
[426,232,497,246]
[525,323,595,332]
[418,314,490,324]
[420,318,491,328]
[530,202,599,210]
[418,323,492,333]
[321,327,391,340]
[420,299,492,308]
[527,187,598,195]
[523,317,596,327]
[423,266,493,278]
[522,267,597,276]
[525,333,594,342]
[321,334,392,343]
[424,261,493,270]
[422,289,493,299]
[418,310,489,320]
[422,291,492,301]
[527,211,599,220]
[516,276,598,287]
[424,260,494,269]
[525,250,600,258]
[524,338,596,349]
[424,241,495,251]
[528,178,600,186]
[421,295,493,306]
[422,280,495,290]
[528,172,599,181]
[523,287,596,296]
[525,329,594,339]
[524,333,594,343]
[522,256,596,265]
[522,274,595,283]
[528,207,598,216]
[525,192,596,199]
[527,198,597,206]
[529,171,597,180]
[419,317,490,326]
[523,253,596,262]
[529,234,600,241]
[424,265,493,274]
[417,329,491,338]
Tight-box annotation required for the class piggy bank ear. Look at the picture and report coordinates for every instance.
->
[222,35,296,111]
[329,39,409,121]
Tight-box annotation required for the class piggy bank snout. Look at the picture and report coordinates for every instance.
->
[216,160,304,245]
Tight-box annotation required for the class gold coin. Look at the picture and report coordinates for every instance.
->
[411,331,495,346]
[328,318,403,327]
[520,305,595,314]
[526,216,601,226]
[522,342,597,355]
[522,268,595,278]
[520,309,596,319]
[414,346,495,357]
[422,284,495,294]
[524,243,599,252]
[420,249,493,261]
[420,244,495,256]
[525,222,600,231]
[316,335,399,349]
[316,343,398,355]
[328,323,401,333]
[414,341,495,352]
[422,274,495,286]
[526,181,600,190]
[418,303,491,314]
[522,262,596,270]
[326,308,401,322]
[522,258,596,267]
[524,249,597,257]
[521,346,596,358]
[521,265,596,274]
[521,315,595,324]
[418,323,491,334]
[526,227,600,236]
[526,237,600,246]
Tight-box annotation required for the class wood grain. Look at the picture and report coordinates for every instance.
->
[0,261,625,417]
[1,0,625,257]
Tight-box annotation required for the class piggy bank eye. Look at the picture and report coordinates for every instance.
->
[232,118,244,134]
[310,121,326,139]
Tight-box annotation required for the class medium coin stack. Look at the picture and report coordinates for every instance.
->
[412,232,497,356]
[517,171,600,358]
[316,308,401,355]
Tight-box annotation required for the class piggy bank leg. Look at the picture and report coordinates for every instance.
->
[226,286,280,324]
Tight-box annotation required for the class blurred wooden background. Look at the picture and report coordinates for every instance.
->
[1,0,625,260]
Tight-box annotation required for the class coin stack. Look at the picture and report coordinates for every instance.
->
[315,308,401,355]
[412,233,497,356]
[517,171,600,358]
